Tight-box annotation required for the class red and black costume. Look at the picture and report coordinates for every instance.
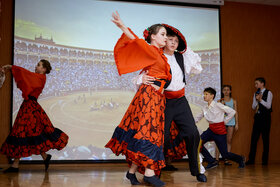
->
[105,28,171,176]
[0,66,68,158]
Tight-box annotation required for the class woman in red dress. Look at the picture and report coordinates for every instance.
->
[1,59,68,172]
[105,12,170,186]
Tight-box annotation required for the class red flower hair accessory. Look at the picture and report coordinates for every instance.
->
[143,28,149,40]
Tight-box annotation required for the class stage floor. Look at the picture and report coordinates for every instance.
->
[0,162,280,186]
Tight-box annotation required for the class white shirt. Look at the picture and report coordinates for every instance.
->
[164,53,185,91]
[195,101,236,125]
[0,74,5,88]
[252,88,273,110]
[134,48,202,91]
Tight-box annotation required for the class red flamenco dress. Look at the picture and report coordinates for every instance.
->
[0,66,69,159]
[166,121,188,160]
[105,29,171,176]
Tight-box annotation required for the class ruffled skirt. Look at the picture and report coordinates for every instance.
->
[1,98,68,158]
[105,84,165,175]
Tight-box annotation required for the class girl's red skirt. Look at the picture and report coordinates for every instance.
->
[1,97,68,158]
[105,84,166,176]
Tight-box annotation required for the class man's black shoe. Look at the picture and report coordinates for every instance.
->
[245,160,255,165]
[162,164,178,171]
[262,162,268,165]
[224,159,232,166]
[3,167,19,173]
[205,160,218,170]
[196,174,207,182]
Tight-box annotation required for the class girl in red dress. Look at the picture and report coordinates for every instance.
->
[1,60,68,172]
[105,12,170,186]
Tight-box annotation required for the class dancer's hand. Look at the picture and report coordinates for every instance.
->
[142,71,155,85]
[112,11,125,29]
[2,65,12,72]
[111,11,135,40]
[0,67,4,76]
[151,84,163,94]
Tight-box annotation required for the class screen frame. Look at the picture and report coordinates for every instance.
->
[11,0,223,163]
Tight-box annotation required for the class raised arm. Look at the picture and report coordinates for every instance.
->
[112,11,135,40]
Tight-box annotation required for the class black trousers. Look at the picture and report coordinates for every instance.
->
[201,128,243,164]
[248,113,271,164]
[164,96,201,176]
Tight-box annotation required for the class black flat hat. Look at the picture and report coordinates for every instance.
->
[162,24,187,53]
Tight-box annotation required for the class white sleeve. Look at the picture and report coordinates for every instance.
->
[216,103,236,125]
[252,94,258,110]
[260,91,273,109]
[183,47,202,75]
[0,74,5,88]
[195,109,204,123]
[132,73,143,86]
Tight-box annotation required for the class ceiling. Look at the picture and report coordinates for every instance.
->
[158,0,280,6]
[225,0,280,6]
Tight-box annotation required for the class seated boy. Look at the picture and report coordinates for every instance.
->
[195,87,245,169]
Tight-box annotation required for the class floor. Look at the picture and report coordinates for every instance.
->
[0,162,279,186]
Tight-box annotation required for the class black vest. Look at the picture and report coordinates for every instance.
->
[165,52,186,88]
[258,89,272,115]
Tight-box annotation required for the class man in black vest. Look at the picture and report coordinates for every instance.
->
[137,24,206,182]
[246,77,273,165]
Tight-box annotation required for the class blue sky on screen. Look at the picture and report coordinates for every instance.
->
[15,0,219,50]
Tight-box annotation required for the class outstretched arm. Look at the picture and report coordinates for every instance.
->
[112,11,135,40]
[2,65,12,72]
[0,67,5,88]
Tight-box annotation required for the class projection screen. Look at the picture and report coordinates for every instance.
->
[13,0,221,160]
